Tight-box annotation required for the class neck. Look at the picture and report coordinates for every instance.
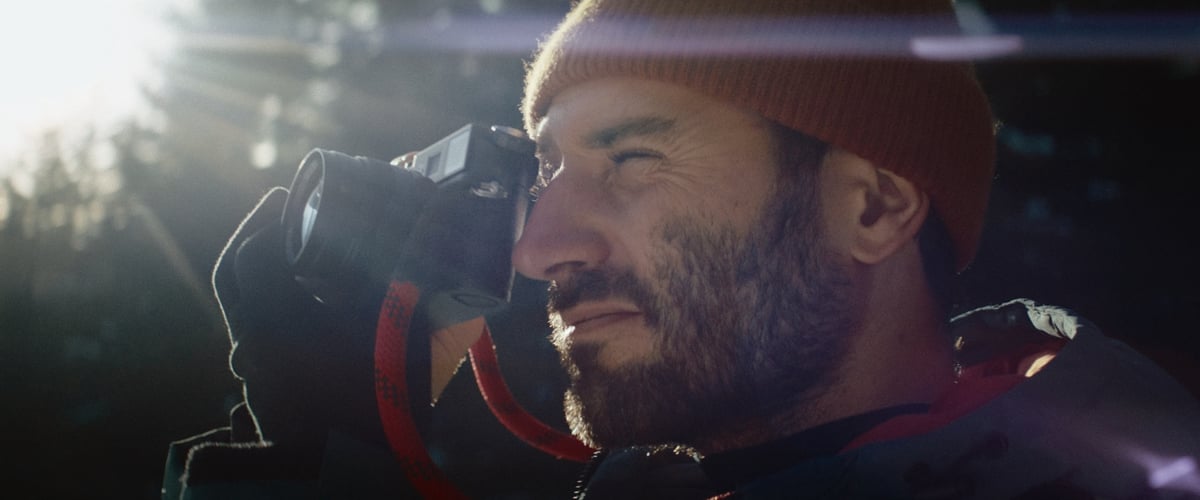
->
[695,251,955,455]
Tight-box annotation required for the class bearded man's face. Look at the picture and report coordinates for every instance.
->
[512,77,856,449]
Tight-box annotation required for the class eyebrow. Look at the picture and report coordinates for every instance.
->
[534,115,678,159]
[584,116,677,149]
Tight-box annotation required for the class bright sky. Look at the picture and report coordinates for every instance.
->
[0,0,174,170]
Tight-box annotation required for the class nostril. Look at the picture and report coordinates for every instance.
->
[512,232,558,281]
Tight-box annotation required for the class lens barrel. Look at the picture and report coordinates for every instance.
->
[282,149,434,304]
[279,124,537,320]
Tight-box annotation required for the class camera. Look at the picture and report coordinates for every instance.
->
[281,124,537,325]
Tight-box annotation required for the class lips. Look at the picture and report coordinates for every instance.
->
[561,305,643,338]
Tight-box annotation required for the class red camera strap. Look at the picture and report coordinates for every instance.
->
[374,280,466,499]
[469,327,596,462]
[374,279,594,497]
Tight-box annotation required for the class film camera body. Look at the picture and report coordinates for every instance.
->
[281,124,538,326]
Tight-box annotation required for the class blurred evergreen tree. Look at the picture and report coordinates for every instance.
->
[0,0,575,497]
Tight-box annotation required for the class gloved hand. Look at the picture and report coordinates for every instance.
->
[214,187,387,455]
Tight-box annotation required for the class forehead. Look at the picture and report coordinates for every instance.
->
[534,77,769,150]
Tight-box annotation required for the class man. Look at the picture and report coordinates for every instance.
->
[165,0,1200,498]
[507,0,1200,497]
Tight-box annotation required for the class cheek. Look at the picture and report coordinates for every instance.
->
[815,175,857,265]
[700,161,779,232]
[606,161,777,286]
[644,176,774,242]
[605,193,677,275]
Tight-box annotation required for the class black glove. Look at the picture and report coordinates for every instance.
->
[214,187,388,455]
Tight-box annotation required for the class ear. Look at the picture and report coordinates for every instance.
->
[822,150,929,266]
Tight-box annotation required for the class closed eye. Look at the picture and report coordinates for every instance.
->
[530,154,561,201]
[609,149,664,165]
[530,149,665,200]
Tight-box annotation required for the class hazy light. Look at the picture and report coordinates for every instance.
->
[1151,457,1198,489]
[0,191,9,227]
[368,12,1200,59]
[0,0,173,169]
[347,1,379,30]
[1127,446,1200,494]
[251,140,278,169]
[910,35,1023,60]
[480,0,505,15]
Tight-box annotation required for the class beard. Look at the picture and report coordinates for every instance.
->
[547,175,856,450]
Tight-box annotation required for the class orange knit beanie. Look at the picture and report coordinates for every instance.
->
[523,0,995,271]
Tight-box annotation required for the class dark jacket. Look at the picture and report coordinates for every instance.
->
[579,299,1200,499]
[166,299,1200,498]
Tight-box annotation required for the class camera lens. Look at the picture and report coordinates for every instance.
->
[282,149,391,301]
[280,125,537,309]
[300,178,322,249]
[282,149,437,304]
[283,150,332,270]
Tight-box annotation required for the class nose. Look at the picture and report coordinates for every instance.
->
[512,172,611,282]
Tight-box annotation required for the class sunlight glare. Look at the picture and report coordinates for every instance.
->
[0,0,173,169]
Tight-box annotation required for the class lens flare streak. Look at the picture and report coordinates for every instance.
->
[1150,456,1199,491]
[354,13,1200,61]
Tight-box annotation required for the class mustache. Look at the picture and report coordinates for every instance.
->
[548,268,660,328]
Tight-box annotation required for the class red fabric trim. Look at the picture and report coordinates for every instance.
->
[842,374,1024,452]
[842,339,1067,452]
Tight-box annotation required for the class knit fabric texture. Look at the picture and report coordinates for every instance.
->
[522,0,995,270]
